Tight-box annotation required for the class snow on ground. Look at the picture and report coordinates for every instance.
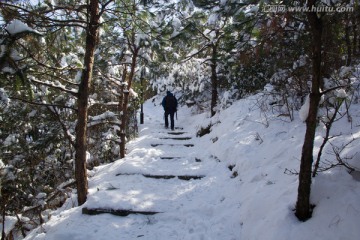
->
[25,92,360,240]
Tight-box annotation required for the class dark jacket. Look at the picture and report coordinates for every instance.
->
[162,91,178,113]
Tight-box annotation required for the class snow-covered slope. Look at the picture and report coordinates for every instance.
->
[25,92,360,240]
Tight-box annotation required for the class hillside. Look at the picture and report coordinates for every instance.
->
[23,90,360,240]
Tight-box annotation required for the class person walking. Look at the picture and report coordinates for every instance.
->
[161,91,178,130]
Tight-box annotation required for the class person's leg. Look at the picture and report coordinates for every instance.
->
[170,112,175,130]
[164,111,169,128]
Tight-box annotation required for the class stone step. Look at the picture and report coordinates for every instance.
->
[159,137,192,140]
[167,132,186,135]
[151,143,194,147]
[159,156,183,160]
[159,157,202,162]
[115,173,205,180]
[82,207,160,217]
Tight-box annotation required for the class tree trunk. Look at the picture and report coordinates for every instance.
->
[358,11,360,55]
[354,10,360,54]
[295,3,323,221]
[345,13,352,66]
[210,44,218,117]
[75,0,100,206]
[118,67,127,156]
[120,46,139,158]
[2,200,5,240]
[352,14,358,56]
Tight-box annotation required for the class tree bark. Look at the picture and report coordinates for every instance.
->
[210,44,218,117]
[75,0,100,206]
[295,1,323,221]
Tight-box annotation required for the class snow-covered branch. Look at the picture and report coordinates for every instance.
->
[10,96,78,111]
[87,111,121,128]
[30,78,78,97]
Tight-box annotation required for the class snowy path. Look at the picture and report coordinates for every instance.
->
[85,128,209,212]
[25,97,239,240]
[75,98,238,239]
[84,99,227,215]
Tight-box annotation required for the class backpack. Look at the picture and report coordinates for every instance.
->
[165,95,177,112]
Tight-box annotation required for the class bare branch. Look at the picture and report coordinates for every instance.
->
[320,85,349,96]
[47,106,76,148]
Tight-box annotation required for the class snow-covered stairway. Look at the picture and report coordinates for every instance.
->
[115,128,204,181]
[82,116,210,217]
[26,99,244,239]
